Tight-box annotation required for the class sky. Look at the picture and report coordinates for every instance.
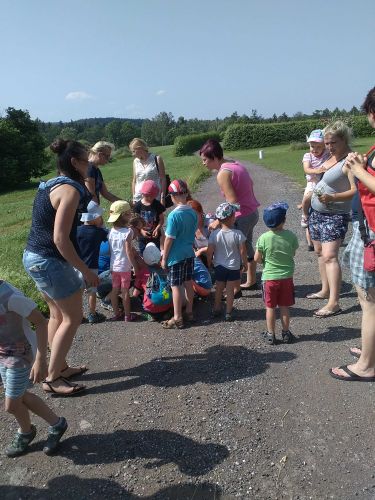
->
[1,0,374,123]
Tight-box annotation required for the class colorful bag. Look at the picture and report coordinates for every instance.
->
[146,271,172,306]
[364,241,375,272]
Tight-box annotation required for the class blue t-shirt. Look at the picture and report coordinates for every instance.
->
[76,225,108,269]
[98,240,110,274]
[165,205,197,266]
[87,163,104,203]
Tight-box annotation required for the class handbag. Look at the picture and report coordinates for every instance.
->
[155,155,173,208]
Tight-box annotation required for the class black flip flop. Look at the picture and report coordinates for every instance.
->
[349,347,361,359]
[329,365,375,382]
[43,377,86,397]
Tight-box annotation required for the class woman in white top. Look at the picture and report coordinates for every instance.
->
[130,138,167,205]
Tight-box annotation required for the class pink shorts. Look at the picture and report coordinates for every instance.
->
[262,278,295,308]
[112,271,131,290]
[134,268,150,291]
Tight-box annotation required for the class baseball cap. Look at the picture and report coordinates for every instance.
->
[80,201,104,222]
[306,129,324,143]
[140,180,159,198]
[215,202,239,221]
[107,200,131,223]
[263,201,289,228]
[168,179,188,195]
[143,242,162,265]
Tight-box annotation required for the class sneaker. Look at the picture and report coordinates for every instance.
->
[107,313,124,322]
[87,312,105,324]
[43,417,68,455]
[6,425,37,457]
[301,216,308,228]
[262,331,276,345]
[281,330,296,344]
[100,299,113,312]
[124,313,138,322]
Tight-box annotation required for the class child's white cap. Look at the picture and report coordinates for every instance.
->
[80,201,104,222]
[143,243,161,265]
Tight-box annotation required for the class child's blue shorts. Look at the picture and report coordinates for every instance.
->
[0,365,33,399]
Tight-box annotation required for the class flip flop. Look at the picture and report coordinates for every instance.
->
[43,377,86,397]
[349,347,361,359]
[313,308,342,318]
[240,283,259,291]
[329,365,375,382]
[306,293,328,299]
[60,365,88,380]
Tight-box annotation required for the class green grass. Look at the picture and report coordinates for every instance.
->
[229,136,375,187]
[0,146,208,311]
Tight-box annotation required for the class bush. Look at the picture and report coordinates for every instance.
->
[223,116,374,150]
[174,132,221,156]
[289,142,308,151]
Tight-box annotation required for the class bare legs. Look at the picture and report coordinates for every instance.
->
[240,260,257,290]
[43,289,85,393]
[311,239,342,311]
[5,392,59,433]
[266,306,290,334]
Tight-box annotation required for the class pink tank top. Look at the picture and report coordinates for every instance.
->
[219,162,259,217]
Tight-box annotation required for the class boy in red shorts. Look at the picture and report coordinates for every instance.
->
[254,202,299,345]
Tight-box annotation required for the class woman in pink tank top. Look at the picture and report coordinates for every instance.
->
[200,139,260,293]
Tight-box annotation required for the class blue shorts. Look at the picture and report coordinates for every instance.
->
[23,250,83,300]
[0,365,33,399]
[308,209,349,243]
[168,257,194,286]
[214,265,240,283]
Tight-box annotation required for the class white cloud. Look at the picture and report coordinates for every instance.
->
[65,91,94,101]
[156,89,166,96]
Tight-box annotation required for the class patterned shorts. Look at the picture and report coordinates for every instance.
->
[308,209,350,243]
[0,365,33,399]
[168,257,194,287]
[342,221,375,291]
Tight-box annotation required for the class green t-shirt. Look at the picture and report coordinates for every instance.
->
[256,229,299,280]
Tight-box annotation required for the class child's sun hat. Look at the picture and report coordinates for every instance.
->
[80,200,104,222]
[306,129,324,143]
[107,200,131,223]
[140,180,159,198]
[168,179,188,195]
[143,242,162,266]
[215,202,239,221]
[263,201,289,228]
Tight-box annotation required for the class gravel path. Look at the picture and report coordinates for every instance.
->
[1,160,374,500]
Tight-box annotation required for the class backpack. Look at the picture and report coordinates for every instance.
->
[146,270,172,306]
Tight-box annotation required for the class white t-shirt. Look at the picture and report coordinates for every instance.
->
[108,227,134,272]
[208,228,246,270]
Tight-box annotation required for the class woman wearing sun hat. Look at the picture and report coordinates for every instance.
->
[200,139,260,293]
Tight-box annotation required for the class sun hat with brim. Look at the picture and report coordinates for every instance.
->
[215,202,239,221]
[107,200,131,223]
[306,129,324,143]
[80,200,104,222]
[140,180,159,198]
[143,242,162,265]
[263,201,289,228]
[168,179,188,195]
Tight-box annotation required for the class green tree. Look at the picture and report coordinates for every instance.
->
[120,121,141,147]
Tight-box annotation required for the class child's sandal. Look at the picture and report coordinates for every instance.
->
[161,317,184,329]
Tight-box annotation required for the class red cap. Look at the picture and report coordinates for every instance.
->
[168,179,188,195]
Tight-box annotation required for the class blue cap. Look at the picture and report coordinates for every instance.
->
[263,201,289,228]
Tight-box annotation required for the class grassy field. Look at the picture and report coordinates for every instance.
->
[0,145,208,310]
[228,136,375,186]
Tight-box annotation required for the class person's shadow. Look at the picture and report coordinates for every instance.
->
[0,477,223,499]
[57,428,229,475]
[83,345,297,395]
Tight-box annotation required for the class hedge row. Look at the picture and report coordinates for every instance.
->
[223,116,374,150]
[174,131,221,156]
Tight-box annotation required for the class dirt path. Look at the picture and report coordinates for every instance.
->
[1,160,374,500]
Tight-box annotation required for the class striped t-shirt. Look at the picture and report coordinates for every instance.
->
[302,150,330,182]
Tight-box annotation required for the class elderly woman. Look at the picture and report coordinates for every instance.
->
[200,139,260,293]
[307,121,356,317]
[23,139,99,396]
[330,87,375,381]
[130,138,167,206]
[85,141,119,204]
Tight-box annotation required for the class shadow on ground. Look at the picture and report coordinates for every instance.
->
[57,428,228,474]
[0,478,223,500]
[296,325,360,343]
[83,345,296,394]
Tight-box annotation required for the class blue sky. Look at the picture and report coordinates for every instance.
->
[1,0,373,122]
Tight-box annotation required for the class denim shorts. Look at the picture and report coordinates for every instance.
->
[23,250,83,300]
[0,365,33,399]
[214,265,240,283]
